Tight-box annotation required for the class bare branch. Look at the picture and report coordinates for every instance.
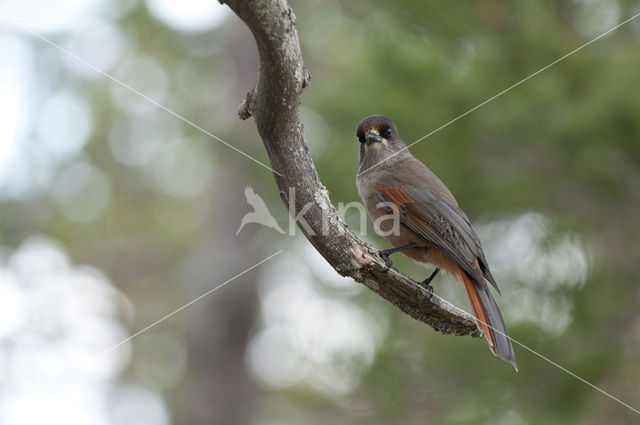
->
[222,0,480,337]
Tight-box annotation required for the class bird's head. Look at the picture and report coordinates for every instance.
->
[356,115,408,168]
[356,115,399,147]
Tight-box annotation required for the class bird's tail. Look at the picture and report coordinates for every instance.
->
[460,271,518,370]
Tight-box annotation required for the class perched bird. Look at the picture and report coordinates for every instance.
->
[236,186,285,235]
[355,115,517,369]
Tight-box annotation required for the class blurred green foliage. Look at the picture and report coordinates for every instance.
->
[2,0,640,424]
[293,1,640,424]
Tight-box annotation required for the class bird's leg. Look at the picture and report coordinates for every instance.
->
[419,268,440,300]
[377,243,421,269]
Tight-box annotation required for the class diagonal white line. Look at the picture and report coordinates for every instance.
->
[508,333,640,415]
[386,266,640,415]
[100,250,282,356]
[0,16,282,176]
[357,10,640,177]
[7,10,638,415]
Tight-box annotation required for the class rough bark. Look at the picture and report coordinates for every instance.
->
[221,0,481,337]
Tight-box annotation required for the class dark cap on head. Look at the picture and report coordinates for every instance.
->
[356,115,398,143]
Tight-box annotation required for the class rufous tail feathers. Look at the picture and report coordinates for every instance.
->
[460,270,518,370]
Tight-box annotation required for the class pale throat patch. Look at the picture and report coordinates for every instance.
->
[370,139,389,149]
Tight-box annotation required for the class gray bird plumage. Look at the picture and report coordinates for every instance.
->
[355,115,517,369]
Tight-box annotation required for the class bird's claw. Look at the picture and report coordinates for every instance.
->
[420,268,439,301]
[420,282,435,300]
[378,251,393,270]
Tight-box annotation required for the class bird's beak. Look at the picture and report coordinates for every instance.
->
[366,133,382,144]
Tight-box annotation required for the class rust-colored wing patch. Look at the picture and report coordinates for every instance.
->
[376,185,500,293]
[378,187,415,205]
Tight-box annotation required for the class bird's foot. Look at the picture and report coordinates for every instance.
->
[377,243,420,271]
[419,268,440,300]
[377,251,393,270]
[421,283,434,300]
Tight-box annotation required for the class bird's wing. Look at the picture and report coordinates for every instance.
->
[377,186,499,292]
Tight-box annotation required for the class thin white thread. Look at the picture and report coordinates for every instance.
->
[386,266,640,415]
[357,10,640,177]
[100,250,282,356]
[0,16,282,176]
[5,10,637,415]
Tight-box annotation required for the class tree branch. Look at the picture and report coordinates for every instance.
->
[222,0,481,337]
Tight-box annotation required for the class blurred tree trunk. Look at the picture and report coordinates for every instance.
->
[174,165,262,425]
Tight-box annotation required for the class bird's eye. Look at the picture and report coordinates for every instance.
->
[383,128,392,137]
[358,135,365,143]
